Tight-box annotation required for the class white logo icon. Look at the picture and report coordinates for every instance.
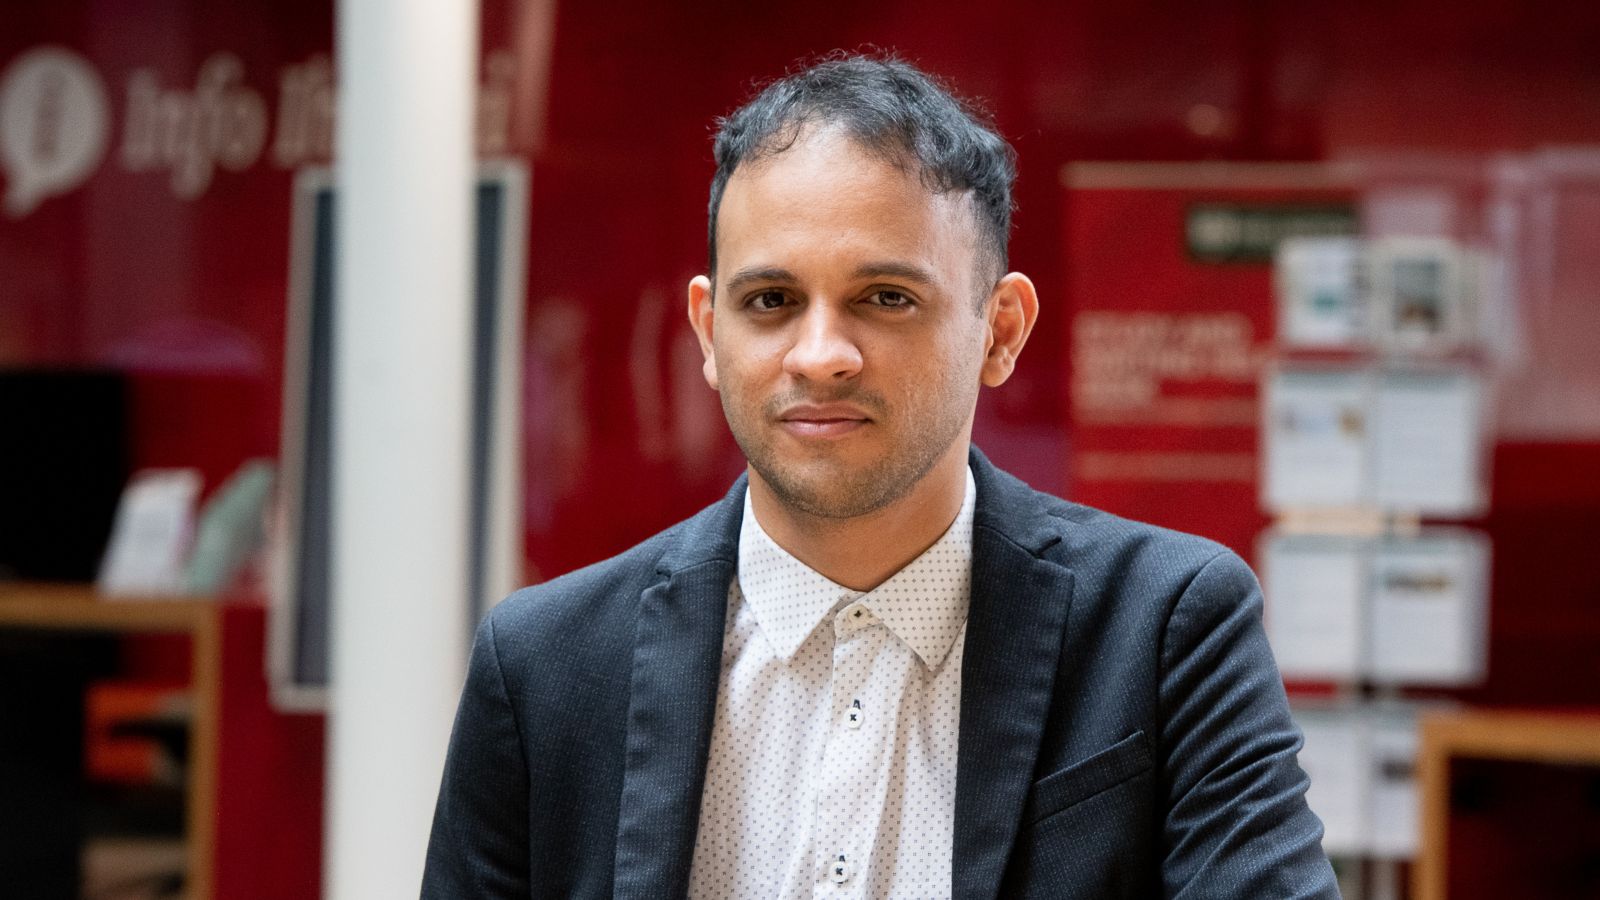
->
[0,46,110,218]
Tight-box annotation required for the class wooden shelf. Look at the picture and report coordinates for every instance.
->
[0,582,221,900]
[0,582,216,632]
[1415,708,1600,900]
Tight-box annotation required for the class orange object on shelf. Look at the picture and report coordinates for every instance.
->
[85,680,192,785]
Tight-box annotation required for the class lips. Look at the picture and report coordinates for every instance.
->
[777,402,871,439]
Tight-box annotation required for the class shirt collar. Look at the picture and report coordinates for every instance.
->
[735,466,976,671]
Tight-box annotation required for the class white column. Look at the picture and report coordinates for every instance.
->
[327,0,478,896]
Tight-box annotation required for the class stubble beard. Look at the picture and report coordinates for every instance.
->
[720,383,971,521]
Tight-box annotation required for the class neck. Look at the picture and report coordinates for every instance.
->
[748,440,971,592]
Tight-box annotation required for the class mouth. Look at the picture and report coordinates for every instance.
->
[777,403,872,439]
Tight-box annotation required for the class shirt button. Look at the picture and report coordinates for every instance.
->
[836,603,870,637]
[846,699,863,729]
[829,854,851,884]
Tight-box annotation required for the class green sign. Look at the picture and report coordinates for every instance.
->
[1186,204,1358,264]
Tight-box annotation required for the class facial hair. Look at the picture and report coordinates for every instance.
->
[719,378,971,521]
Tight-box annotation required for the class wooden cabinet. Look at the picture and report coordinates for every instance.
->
[1416,709,1600,900]
[0,583,220,898]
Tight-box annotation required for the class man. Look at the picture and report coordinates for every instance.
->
[423,54,1337,899]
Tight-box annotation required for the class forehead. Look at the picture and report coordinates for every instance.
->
[716,127,980,279]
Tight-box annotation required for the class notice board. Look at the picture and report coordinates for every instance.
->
[1061,163,1358,561]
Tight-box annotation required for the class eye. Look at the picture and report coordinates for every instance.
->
[746,290,788,311]
[869,289,914,309]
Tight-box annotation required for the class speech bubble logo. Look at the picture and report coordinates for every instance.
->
[0,46,110,218]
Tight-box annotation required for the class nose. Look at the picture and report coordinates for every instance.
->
[783,303,863,382]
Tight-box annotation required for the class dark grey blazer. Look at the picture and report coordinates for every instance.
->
[422,448,1339,898]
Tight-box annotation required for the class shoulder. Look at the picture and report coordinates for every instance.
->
[485,520,681,645]
[1027,490,1263,660]
[972,449,1231,587]
[476,486,741,670]
[971,451,1248,636]
[1039,492,1233,582]
[988,471,1258,650]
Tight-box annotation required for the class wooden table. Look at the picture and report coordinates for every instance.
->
[1415,708,1600,900]
[0,583,220,900]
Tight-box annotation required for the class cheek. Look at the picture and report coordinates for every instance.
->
[929,319,988,385]
[712,338,775,401]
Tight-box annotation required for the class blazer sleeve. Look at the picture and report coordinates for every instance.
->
[421,614,531,898]
[1156,550,1339,899]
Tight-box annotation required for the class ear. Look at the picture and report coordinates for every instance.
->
[687,275,718,390]
[980,272,1039,388]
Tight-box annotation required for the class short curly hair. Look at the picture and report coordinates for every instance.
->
[707,52,1017,295]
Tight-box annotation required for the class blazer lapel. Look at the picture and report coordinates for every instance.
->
[613,478,744,899]
[953,449,1076,900]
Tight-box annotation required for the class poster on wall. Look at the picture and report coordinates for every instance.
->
[1262,529,1490,686]
[1063,163,1359,559]
[1292,702,1431,861]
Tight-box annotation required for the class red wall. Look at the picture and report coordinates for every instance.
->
[7,0,1600,569]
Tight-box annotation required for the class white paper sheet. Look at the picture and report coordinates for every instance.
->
[1368,531,1490,686]
[1293,705,1369,857]
[1370,369,1486,516]
[1366,705,1422,858]
[1264,367,1371,510]
[1370,237,1466,353]
[1263,534,1366,680]
[98,468,203,596]
[1276,237,1366,348]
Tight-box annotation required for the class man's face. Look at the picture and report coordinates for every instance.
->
[689,127,994,519]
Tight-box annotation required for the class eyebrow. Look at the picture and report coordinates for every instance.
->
[722,261,938,296]
[850,261,937,286]
[723,265,798,296]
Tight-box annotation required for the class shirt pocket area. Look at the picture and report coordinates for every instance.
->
[1023,730,1154,828]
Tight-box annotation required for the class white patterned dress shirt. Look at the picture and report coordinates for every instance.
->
[687,467,976,899]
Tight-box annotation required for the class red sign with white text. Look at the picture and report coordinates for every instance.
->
[1062,163,1357,562]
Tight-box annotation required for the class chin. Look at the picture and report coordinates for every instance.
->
[772,483,887,520]
[758,456,912,520]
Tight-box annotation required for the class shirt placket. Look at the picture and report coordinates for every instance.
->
[812,598,885,898]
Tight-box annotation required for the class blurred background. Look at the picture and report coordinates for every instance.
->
[2,1,1598,898]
